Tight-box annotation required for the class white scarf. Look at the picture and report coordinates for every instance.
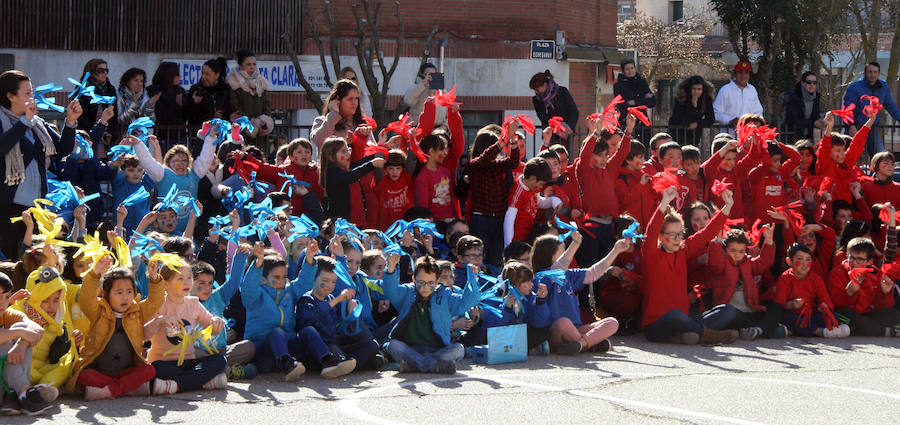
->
[227,69,269,97]
[1,106,55,186]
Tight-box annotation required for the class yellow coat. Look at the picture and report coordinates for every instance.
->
[65,272,164,392]
[65,280,96,342]
[13,267,78,388]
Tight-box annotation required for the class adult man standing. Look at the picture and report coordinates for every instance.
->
[842,62,900,156]
[713,61,764,126]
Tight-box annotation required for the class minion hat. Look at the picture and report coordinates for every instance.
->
[19,266,70,337]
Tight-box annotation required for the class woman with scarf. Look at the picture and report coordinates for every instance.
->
[76,59,118,145]
[117,67,158,137]
[227,49,273,151]
[668,75,715,147]
[783,71,823,144]
[0,70,81,260]
[530,70,579,145]
[614,59,656,138]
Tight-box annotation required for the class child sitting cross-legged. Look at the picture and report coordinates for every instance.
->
[776,243,851,338]
[66,255,162,400]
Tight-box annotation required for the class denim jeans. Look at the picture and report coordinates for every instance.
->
[385,340,464,372]
[470,214,504,268]
[644,304,737,342]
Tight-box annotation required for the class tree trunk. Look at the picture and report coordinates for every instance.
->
[887,22,900,93]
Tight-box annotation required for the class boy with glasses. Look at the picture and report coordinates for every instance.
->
[827,237,900,336]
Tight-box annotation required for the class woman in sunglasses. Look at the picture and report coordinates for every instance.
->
[783,71,823,143]
[77,58,118,146]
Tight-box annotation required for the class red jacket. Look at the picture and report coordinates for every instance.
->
[242,155,324,217]
[746,142,801,224]
[862,178,900,207]
[615,169,655,227]
[641,157,664,176]
[576,133,632,218]
[705,240,775,310]
[374,172,414,230]
[815,126,869,203]
[702,143,760,219]
[810,226,837,279]
[774,269,834,311]
[827,261,895,313]
[640,206,727,327]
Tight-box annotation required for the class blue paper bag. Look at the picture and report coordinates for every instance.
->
[472,323,527,364]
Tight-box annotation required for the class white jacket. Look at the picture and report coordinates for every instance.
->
[713,80,764,124]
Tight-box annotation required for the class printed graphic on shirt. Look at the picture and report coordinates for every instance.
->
[432,177,451,206]
[385,187,410,209]
[765,185,782,197]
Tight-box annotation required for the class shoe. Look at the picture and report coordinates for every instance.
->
[369,353,387,370]
[84,386,113,401]
[33,384,59,403]
[285,361,306,382]
[591,339,612,353]
[398,360,417,373]
[774,324,790,339]
[551,341,583,356]
[202,373,228,390]
[822,324,851,338]
[152,378,179,395]
[464,346,474,358]
[321,355,356,379]
[0,392,22,416]
[698,327,739,345]
[669,332,700,345]
[528,341,550,356]
[229,363,258,380]
[275,354,295,373]
[432,360,456,374]
[125,382,151,397]
[739,327,763,341]
[19,387,52,416]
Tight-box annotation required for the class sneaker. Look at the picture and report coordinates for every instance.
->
[33,384,59,403]
[285,361,306,382]
[398,360,417,373]
[698,327,739,345]
[369,353,387,370]
[551,341,583,356]
[84,386,113,401]
[19,387,52,416]
[528,340,550,356]
[0,392,22,415]
[669,332,700,345]
[431,360,456,374]
[229,363,258,380]
[822,324,851,338]
[464,346,474,358]
[125,382,151,397]
[739,327,763,341]
[152,378,179,395]
[321,355,356,379]
[774,324,790,339]
[202,373,228,390]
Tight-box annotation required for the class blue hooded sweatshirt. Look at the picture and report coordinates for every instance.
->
[295,256,386,332]
[537,269,587,327]
[481,289,551,330]
[241,257,305,344]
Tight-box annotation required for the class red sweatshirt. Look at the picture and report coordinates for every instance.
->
[705,240,775,310]
[814,126,869,203]
[640,206,727,327]
[576,133,632,218]
[615,169,655,227]
[241,155,324,217]
[774,269,834,311]
[641,157,664,176]
[746,143,801,224]
[809,226,837,279]
[827,262,895,313]
[374,172,414,230]
[862,178,900,207]
[702,143,760,219]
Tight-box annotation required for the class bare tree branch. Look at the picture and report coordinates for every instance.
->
[323,0,342,79]
[306,0,333,88]
[281,31,324,112]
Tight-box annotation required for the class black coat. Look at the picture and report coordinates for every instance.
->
[614,74,656,126]
[532,85,579,130]
[184,80,232,124]
[668,96,714,146]
[77,80,118,137]
[783,85,821,143]
[146,84,186,126]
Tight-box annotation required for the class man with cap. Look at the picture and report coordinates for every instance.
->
[713,61,764,126]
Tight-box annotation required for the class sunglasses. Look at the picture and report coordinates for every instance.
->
[95,68,109,74]
[804,80,817,85]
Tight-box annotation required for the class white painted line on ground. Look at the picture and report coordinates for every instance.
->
[695,374,900,401]
[567,389,771,425]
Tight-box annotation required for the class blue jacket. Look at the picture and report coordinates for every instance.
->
[843,78,900,126]
[382,268,480,346]
[296,292,339,344]
[537,269,587,327]
[453,263,500,289]
[57,156,117,226]
[481,290,551,330]
[241,258,305,344]
[295,256,385,332]
[200,252,248,350]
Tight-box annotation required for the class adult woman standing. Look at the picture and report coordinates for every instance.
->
[76,58,118,139]
[184,57,232,124]
[117,67,158,136]
[339,66,372,117]
[783,71,823,143]
[147,61,187,145]
[227,49,273,150]
[403,62,446,127]
[668,75,715,146]
[614,59,656,137]
[530,70,578,140]
[0,70,81,260]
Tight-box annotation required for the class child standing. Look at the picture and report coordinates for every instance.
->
[814,110,876,203]
[616,139,656,226]
[862,152,900,206]
[234,138,325,217]
[67,256,161,400]
[504,157,558,246]
[144,257,227,394]
[375,150,415,230]
[111,153,155,237]
[320,136,385,226]
[415,134,458,221]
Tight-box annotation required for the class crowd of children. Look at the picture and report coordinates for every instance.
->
[1,68,899,416]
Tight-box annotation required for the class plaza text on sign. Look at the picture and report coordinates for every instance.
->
[531,40,556,59]
[164,59,332,92]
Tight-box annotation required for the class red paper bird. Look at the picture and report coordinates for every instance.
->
[361,115,378,128]
[736,121,758,147]
[796,300,812,329]
[650,171,679,193]
[548,116,567,135]
[386,113,412,137]
[433,85,462,108]
[861,95,883,116]
[882,261,900,281]
[848,266,877,286]
[821,304,839,330]
[627,105,651,126]
[692,284,706,312]
[747,219,764,246]
[600,95,624,133]
[774,205,803,235]
[754,125,778,142]
[499,114,537,149]
[831,104,855,125]
[878,207,900,224]
[711,179,733,196]
[363,144,390,157]
[408,139,429,163]
[725,217,745,228]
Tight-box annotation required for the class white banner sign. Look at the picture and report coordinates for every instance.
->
[164,59,332,92]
